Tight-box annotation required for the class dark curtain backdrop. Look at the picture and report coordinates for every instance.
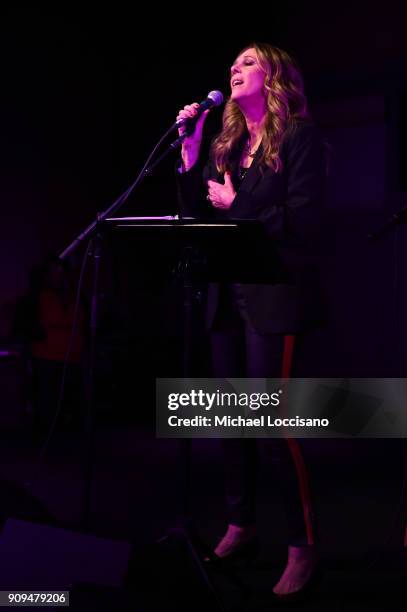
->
[1,4,407,376]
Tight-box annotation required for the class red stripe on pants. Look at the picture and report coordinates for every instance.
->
[281,334,315,545]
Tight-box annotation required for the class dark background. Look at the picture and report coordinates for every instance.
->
[1,4,407,377]
[0,6,406,609]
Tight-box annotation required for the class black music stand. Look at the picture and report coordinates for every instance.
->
[103,217,276,610]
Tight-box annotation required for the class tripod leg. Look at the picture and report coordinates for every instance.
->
[156,527,226,611]
[179,528,227,611]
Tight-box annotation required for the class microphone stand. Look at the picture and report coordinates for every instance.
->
[59,126,228,609]
[59,125,188,530]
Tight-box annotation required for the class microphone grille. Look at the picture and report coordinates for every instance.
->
[207,90,224,106]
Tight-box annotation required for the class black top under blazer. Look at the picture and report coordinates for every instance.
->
[176,120,326,334]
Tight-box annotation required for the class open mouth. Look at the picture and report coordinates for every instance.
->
[232,79,244,88]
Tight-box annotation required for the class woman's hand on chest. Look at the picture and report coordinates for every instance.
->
[207,172,237,210]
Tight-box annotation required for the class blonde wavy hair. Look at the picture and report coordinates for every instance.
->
[212,42,310,174]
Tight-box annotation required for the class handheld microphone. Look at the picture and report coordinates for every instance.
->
[175,90,224,130]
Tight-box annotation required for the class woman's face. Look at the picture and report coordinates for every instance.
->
[230,48,267,104]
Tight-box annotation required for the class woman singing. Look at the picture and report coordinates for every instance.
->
[176,42,325,600]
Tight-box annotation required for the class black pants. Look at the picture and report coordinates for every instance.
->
[210,284,317,546]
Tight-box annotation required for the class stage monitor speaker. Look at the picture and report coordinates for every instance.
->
[0,518,132,591]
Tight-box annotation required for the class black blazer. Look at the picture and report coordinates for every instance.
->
[177,121,326,334]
